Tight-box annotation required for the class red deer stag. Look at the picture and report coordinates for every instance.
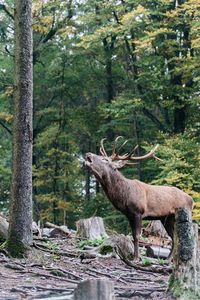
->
[85,136,193,262]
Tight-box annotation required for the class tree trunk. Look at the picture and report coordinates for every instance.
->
[174,105,186,134]
[8,0,33,255]
[167,208,200,298]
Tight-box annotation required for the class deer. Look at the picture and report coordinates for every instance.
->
[85,136,193,262]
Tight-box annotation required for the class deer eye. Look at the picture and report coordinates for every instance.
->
[102,157,109,162]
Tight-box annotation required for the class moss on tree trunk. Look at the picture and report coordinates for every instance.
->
[167,208,200,299]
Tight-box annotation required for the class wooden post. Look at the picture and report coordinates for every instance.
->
[74,279,115,300]
[167,208,200,299]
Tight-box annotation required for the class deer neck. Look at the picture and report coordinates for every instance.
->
[100,169,129,212]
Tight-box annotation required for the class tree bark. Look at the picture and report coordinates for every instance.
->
[167,208,200,298]
[74,279,115,300]
[76,217,108,240]
[0,216,9,240]
[8,0,33,254]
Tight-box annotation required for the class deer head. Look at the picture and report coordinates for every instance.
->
[85,136,161,181]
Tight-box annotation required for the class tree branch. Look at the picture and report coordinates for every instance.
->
[33,2,73,64]
[142,107,171,133]
[0,120,12,135]
[0,4,14,20]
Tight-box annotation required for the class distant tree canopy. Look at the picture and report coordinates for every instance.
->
[0,0,199,229]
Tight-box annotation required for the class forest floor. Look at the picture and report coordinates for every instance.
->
[0,234,178,300]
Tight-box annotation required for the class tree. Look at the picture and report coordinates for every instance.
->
[7,0,33,256]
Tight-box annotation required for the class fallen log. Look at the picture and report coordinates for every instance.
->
[146,245,170,259]
[45,222,71,237]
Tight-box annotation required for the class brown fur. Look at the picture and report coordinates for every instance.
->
[85,152,193,261]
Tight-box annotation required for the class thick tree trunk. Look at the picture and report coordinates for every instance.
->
[167,208,200,298]
[8,0,33,254]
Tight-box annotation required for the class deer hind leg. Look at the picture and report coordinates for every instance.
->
[129,215,142,262]
[161,215,175,261]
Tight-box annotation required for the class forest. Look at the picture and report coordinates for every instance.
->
[0,0,199,299]
[0,0,200,233]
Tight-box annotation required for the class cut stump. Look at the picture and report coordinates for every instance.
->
[74,279,115,300]
[99,234,134,259]
[0,215,9,240]
[144,220,168,238]
[76,217,108,240]
[168,208,200,299]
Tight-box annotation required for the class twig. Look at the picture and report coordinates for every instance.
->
[33,241,79,257]
[45,267,82,280]
[0,4,14,20]
[83,266,113,278]
[115,245,172,274]
[21,285,74,292]
[18,269,79,284]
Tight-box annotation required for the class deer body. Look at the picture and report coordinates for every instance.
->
[85,137,193,261]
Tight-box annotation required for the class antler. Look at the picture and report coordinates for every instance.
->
[100,136,162,164]
[100,138,108,156]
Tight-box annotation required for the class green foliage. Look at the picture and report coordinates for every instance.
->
[158,258,168,265]
[77,237,106,250]
[141,257,152,266]
[98,244,113,255]
[41,241,60,251]
[50,269,65,277]
[0,240,31,258]
[144,131,200,221]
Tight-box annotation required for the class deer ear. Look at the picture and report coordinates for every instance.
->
[113,161,138,169]
[113,161,127,169]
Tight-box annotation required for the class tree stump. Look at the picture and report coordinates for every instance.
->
[143,220,168,238]
[99,234,134,259]
[167,208,200,299]
[74,279,115,300]
[0,215,9,240]
[76,217,108,240]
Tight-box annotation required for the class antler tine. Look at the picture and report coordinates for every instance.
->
[124,144,139,158]
[116,140,128,156]
[110,137,139,161]
[100,138,108,157]
[115,143,139,160]
[128,144,163,161]
[112,143,162,162]
[111,136,123,158]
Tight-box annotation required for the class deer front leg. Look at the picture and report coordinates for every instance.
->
[129,215,142,262]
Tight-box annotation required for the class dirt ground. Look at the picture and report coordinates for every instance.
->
[0,235,178,300]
